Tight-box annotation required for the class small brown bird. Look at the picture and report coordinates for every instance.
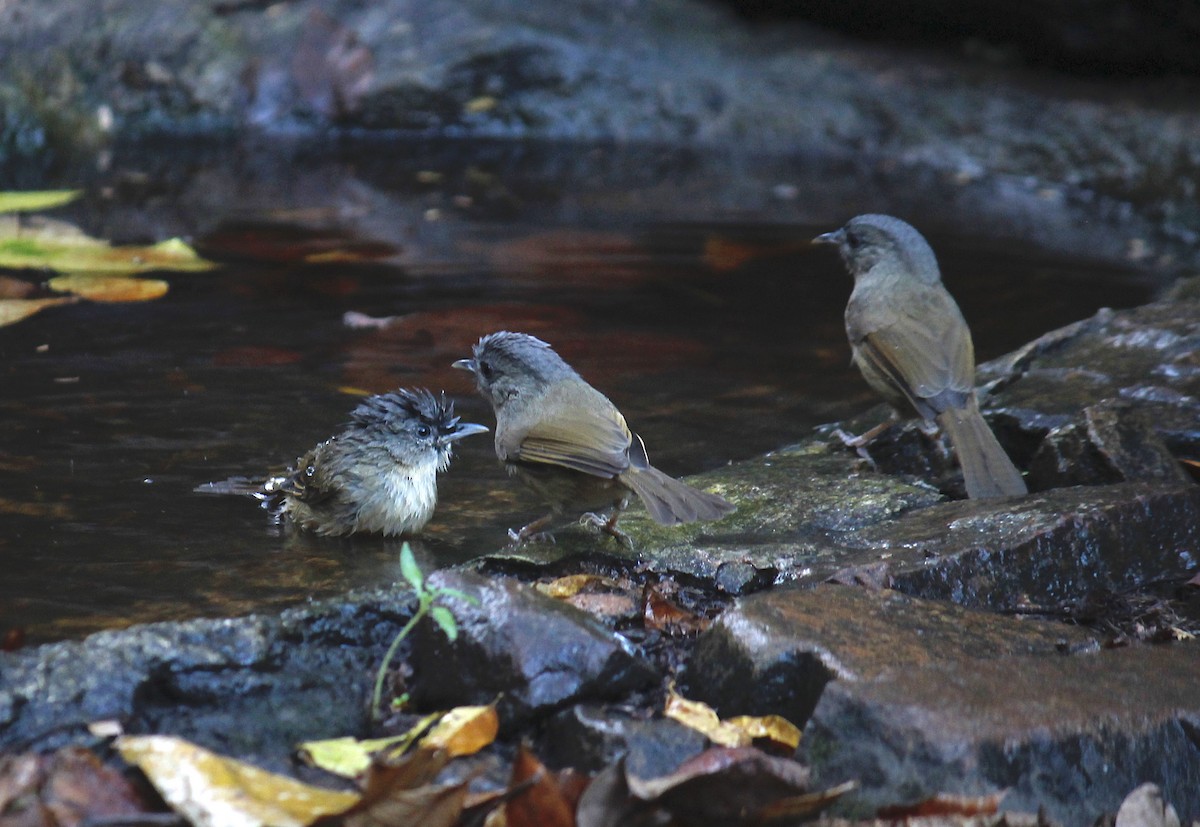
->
[453,331,735,544]
[268,389,488,536]
[814,214,1027,499]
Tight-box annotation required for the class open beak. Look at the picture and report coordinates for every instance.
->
[812,228,845,246]
[452,358,477,373]
[442,422,489,443]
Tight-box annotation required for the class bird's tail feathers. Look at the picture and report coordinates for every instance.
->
[620,465,735,525]
[937,400,1027,499]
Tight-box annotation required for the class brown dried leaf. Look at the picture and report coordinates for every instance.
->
[0,747,150,827]
[643,584,709,634]
[626,747,812,827]
[505,745,574,827]
[876,789,1007,818]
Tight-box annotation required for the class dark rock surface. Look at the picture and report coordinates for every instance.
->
[408,571,658,730]
[0,595,412,774]
[682,584,1200,823]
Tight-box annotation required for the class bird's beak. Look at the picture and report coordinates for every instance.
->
[442,422,489,443]
[452,358,476,373]
[812,228,845,246]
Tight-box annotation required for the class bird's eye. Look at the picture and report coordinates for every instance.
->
[416,424,432,438]
[479,360,494,379]
[845,230,861,248]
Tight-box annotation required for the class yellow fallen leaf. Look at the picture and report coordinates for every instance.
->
[664,689,748,748]
[535,573,619,599]
[664,686,802,750]
[300,712,440,779]
[421,704,499,757]
[0,190,81,213]
[0,216,215,275]
[116,734,358,827]
[48,273,169,302]
[0,296,76,328]
[726,714,802,752]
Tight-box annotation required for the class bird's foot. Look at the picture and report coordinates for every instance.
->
[580,512,634,549]
[507,520,555,547]
[831,427,879,466]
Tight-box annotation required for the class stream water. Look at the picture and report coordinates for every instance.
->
[0,140,1155,643]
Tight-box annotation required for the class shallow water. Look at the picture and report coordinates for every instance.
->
[0,141,1155,643]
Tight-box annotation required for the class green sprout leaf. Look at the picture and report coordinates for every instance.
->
[398,541,424,591]
[430,606,458,642]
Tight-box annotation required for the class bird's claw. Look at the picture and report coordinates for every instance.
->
[831,427,877,466]
[507,526,555,546]
[580,512,634,549]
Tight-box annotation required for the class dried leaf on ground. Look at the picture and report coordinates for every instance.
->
[626,747,815,827]
[0,297,77,328]
[0,216,214,275]
[0,191,81,214]
[0,746,150,826]
[313,749,466,827]
[48,274,169,302]
[876,790,1006,818]
[505,745,574,827]
[643,584,710,634]
[300,712,440,778]
[663,686,800,751]
[117,734,358,827]
[422,704,500,757]
[536,574,619,600]
[575,760,657,827]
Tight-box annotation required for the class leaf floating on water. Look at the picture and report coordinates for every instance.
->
[116,734,359,827]
[48,273,169,303]
[0,296,76,328]
[0,216,215,275]
[0,190,81,214]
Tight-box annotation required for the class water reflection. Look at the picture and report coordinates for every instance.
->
[0,142,1155,643]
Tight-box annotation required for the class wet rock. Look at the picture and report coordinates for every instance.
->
[408,571,658,731]
[0,593,414,774]
[537,704,708,776]
[683,584,1200,825]
[681,584,1095,728]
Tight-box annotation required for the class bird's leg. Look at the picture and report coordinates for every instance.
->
[915,417,952,459]
[580,507,634,549]
[831,418,895,465]
[507,514,556,546]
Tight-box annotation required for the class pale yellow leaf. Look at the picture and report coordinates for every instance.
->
[116,734,358,827]
[725,714,802,751]
[0,190,81,213]
[299,712,440,779]
[0,296,76,328]
[421,705,499,757]
[535,574,618,599]
[48,273,169,302]
[664,686,801,750]
[0,216,215,275]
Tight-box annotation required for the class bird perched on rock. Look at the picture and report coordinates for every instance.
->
[453,331,735,544]
[814,214,1027,499]
[266,389,488,536]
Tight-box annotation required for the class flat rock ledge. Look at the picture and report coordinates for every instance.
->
[2,284,1199,823]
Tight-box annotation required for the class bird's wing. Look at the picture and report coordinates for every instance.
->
[853,285,975,406]
[279,444,339,506]
[506,383,632,479]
